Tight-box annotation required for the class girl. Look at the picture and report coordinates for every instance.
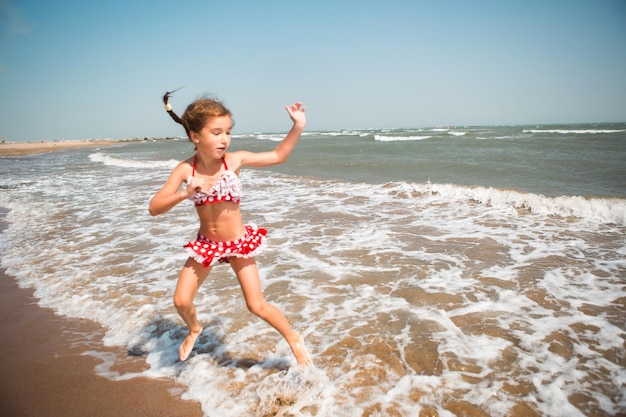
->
[149,92,310,367]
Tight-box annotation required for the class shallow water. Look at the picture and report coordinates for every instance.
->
[0,125,625,416]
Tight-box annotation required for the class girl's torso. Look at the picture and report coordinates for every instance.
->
[188,155,246,241]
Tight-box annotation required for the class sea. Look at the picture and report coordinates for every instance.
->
[1,123,625,417]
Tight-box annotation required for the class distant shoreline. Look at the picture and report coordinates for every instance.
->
[0,138,172,156]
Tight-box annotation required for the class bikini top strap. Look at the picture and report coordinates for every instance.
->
[192,155,227,176]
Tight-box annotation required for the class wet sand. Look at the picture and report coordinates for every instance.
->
[0,140,120,156]
[0,218,203,417]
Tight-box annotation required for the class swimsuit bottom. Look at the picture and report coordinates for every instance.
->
[184,223,267,268]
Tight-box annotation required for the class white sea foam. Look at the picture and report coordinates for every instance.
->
[255,134,284,141]
[89,152,179,169]
[523,129,626,134]
[319,130,364,137]
[374,135,432,142]
[428,183,626,226]
[233,133,258,139]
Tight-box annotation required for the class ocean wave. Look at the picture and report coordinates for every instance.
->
[89,153,179,169]
[428,183,626,226]
[319,130,364,137]
[255,134,284,141]
[523,129,625,134]
[232,133,257,139]
[374,135,432,142]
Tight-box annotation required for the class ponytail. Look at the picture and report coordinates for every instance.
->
[162,88,190,138]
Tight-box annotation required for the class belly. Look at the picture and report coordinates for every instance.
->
[196,203,245,241]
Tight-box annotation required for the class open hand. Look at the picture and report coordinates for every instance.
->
[285,102,306,129]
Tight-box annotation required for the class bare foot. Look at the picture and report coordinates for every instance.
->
[289,333,311,368]
[179,327,202,361]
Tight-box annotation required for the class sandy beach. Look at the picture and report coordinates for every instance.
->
[0,140,121,156]
[0,215,203,417]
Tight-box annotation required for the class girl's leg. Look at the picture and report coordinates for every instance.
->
[174,258,211,361]
[229,257,311,366]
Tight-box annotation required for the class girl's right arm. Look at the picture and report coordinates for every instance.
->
[148,162,196,216]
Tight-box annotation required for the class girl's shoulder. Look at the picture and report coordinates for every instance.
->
[181,155,195,166]
[224,151,246,173]
[171,156,194,178]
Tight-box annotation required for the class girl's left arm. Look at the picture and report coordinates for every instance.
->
[236,102,306,168]
[148,161,194,216]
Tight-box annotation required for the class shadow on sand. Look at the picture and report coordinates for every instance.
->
[127,315,291,371]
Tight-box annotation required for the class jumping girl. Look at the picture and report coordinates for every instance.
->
[149,91,310,367]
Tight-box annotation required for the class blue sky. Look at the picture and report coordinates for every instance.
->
[1,0,625,141]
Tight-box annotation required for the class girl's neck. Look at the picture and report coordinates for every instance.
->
[194,153,223,174]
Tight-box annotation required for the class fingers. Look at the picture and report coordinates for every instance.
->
[284,102,306,128]
[186,177,205,194]
[285,102,305,113]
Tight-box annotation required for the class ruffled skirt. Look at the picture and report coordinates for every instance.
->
[184,224,267,268]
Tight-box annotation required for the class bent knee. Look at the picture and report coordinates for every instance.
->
[173,294,193,311]
[246,299,268,317]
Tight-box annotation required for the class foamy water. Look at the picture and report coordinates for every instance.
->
[0,127,625,416]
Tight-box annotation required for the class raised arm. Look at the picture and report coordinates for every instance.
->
[235,102,306,168]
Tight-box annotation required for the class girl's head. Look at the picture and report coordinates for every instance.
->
[163,91,233,141]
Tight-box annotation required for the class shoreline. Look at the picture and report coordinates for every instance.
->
[0,140,122,156]
[0,213,203,416]
[0,137,173,156]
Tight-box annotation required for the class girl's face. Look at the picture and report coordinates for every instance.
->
[191,115,233,158]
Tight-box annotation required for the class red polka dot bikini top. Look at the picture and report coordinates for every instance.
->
[188,155,242,206]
